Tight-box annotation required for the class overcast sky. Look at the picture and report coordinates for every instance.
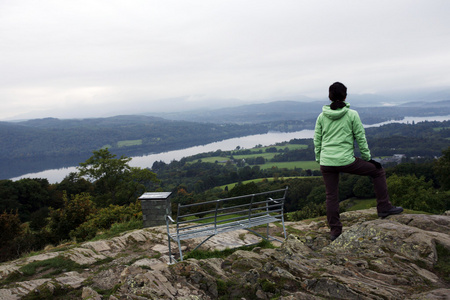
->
[1,0,450,120]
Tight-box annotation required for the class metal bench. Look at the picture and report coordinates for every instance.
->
[166,187,288,263]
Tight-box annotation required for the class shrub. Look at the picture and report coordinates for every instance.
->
[387,174,448,213]
[70,201,142,241]
[0,210,23,248]
[286,202,326,221]
[47,193,97,242]
[353,177,375,198]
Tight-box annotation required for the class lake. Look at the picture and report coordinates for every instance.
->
[11,130,315,183]
[10,114,450,183]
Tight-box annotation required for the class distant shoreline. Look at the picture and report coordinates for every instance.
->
[9,115,450,183]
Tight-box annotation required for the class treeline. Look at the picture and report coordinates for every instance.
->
[365,120,450,158]
[0,149,159,262]
[152,158,319,194]
[0,116,268,161]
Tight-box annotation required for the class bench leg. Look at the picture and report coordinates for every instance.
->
[168,235,173,264]
[177,239,184,262]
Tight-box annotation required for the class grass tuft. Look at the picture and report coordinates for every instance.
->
[91,218,143,241]
[1,256,82,287]
[435,243,450,282]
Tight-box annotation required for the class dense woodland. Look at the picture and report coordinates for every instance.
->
[0,117,449,262]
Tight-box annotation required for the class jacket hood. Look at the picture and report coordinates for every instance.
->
[322,102,350,120]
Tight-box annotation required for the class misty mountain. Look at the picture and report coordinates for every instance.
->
[17,115,168,129]
[398,99,450,107]
[156,101,324,124]
[152,99,450,124]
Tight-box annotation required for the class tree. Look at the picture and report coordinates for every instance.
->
[15,178,54,222]
[78,149,159,206]
[70,201,142,241]
[0,180,20,214]
[48,193,97,241]
[0,210,25,262]
[57,172,94,197]
[434,146,450,190]
[228,182,260,199]
[116,167,160,205]
[306,185,326,205]
[353,177,375,198]
[386,174,447,213]
[255,156,265,165]
[0,210,23,248]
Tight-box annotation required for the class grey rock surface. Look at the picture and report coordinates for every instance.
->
[0,210,449,299]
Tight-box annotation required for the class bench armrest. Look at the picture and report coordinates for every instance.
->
[268,197,281,204]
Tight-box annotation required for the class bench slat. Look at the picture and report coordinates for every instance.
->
[169,215,282,240]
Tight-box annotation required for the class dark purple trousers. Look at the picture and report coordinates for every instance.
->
[320,157,393,236]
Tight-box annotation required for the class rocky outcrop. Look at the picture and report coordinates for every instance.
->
[0,209,449,299]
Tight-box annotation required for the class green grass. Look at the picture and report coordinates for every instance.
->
[20,256,82,277]
[403,209,433,215]
[194,156,232,163]
[220,176,320,190]
[183,213,265,224]
[258,144,308,151]
[117,139,143,147]
[435,243,450,282]
[232,152,278,160]
[91,218,143,241]
[345,199,377,211]
[259,161,319,170]
[1,256,83,287]
[343,199,435,215]
[433,127,450,132]
[188,144,309,164]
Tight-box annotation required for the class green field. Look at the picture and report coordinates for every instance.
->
[260,161,319,170]
[192,144,312,166]
[257,144,308,151]
[219,175,320,190]
[194,158,319,171]
[345,199,377,211]
[117,139,143,147]
[197,156,236,163]
[236,153,278,161]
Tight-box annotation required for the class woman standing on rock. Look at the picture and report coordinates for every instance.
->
[313,82,403,241]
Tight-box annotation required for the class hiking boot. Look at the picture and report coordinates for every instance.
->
[378,206,403,218]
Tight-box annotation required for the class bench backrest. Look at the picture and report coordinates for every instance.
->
[174,187,288,234]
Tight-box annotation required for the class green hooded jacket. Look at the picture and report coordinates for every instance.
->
[314,102,371,166]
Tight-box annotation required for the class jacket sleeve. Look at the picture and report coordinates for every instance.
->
[352,111,371,161]
[313,114,323,163]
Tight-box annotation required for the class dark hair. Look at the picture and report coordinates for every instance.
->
[329,82,347,110]
[329,82,347,102]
